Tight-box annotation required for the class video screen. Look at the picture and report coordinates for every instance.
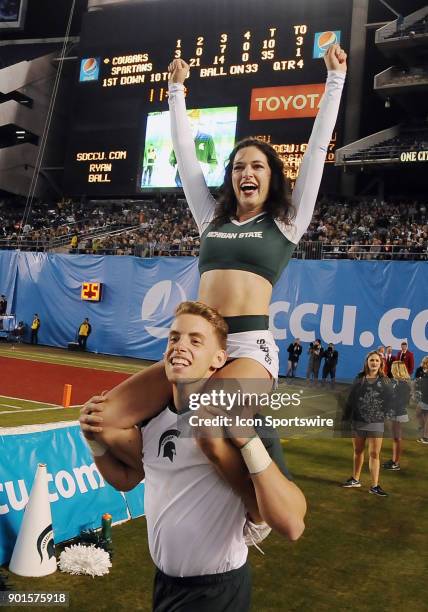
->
[140,106,238,189]
[0,0,26,28]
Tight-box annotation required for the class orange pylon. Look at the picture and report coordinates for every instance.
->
[62,384,72,408]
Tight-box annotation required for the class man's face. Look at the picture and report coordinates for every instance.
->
[401,343,407,353]
[164,314,226,383]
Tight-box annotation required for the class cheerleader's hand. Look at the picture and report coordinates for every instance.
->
[168,58,190,84]
[324,44,347,73]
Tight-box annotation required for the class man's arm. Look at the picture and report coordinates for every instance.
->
[196,408,306,541]
[249,458,306,541]
[81,423,144,492]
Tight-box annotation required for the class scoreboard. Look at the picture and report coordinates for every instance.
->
[63,0,353,197]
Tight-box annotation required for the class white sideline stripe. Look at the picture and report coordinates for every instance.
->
[0,348,142,371]
[0,403,37,409]
[0,394,57,406]
[0,406,65,415]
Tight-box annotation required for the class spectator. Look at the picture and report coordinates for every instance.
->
[341,351,392,496]
[0,294,7,330]
[384,345,395,377]
[383,361,410,471]
[14,320,25,343]
[30,314,40,344]
[377,346,386,375]
[78,317,92,350]
[306,339,323,385]
[0,294,7,315]
[286,339,302,378]
[70,233,78,253]
[321,343,339,387]
[415,356,428,444]
[396,341,414,376]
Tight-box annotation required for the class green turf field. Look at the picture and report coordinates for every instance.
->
[0,345,426,610]
[2,435,426,611]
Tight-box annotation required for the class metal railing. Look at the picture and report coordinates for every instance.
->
[321,244,427,261]
[0,237,49,251]
[49,221,140,249]
[1,239,426,260]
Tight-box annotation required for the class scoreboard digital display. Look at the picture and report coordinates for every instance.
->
[64,0,352,197]
[81,281,102,302]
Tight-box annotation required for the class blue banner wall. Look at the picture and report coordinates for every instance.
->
[0,423,145,565]
[1,251,427,379]
[271,260,427,379]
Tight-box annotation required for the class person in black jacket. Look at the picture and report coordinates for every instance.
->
[286,339,302,378]
[0,294,7,329]
[341,351,392,496]
[321,343,338,387]
[0,294,7,315]
[383,361,410,471]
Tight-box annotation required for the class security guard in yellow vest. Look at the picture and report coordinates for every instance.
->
[78,318,92,350]
[30,314,40,344]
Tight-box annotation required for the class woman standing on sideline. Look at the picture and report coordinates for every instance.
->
[415,356,428,444]
[383,361,410,471]
[342,351,392,496]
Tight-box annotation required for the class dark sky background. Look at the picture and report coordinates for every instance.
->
[4,0,424,138]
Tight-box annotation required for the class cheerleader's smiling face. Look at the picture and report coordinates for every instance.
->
[232,146,272,216]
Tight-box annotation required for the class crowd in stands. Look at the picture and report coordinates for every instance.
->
[1,194,427,260]
[0,196,141,245]
[302,196,428,260]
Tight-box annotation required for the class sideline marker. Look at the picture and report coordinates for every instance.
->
[9,464,57,577]
[62,384,72,408]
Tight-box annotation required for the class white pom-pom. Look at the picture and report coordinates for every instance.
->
[59,544,111,577]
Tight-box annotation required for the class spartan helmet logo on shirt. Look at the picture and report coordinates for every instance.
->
[157,429,181,462]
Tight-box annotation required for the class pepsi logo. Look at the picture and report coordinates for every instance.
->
[318,31,337,49]
[83,58,98,75]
